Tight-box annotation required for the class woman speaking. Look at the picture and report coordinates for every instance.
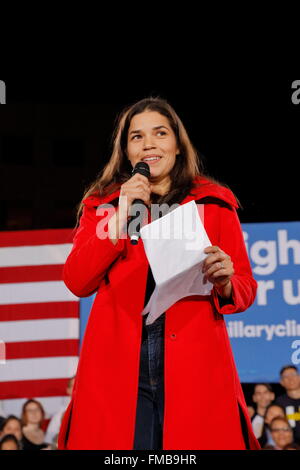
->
[57,97,261,450]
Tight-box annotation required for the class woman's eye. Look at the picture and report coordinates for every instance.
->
[132,131,166,140]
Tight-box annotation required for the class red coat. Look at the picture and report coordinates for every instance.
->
[57,176,261,450]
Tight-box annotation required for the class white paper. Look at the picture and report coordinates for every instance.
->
[140,200,213,325]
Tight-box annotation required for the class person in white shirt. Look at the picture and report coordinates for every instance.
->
[258,403,286,448]
[251,383,275,439]
[45,377,75,446]
[0,401,5,422]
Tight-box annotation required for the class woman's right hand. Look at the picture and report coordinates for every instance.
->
[108,173,152,244]
[119,173,152,218]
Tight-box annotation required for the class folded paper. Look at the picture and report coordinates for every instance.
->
[140,200,213,325]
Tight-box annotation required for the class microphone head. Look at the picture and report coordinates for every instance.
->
[130,234,139,245]
[131,161,150,179]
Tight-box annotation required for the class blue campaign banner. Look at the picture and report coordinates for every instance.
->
[79,294,96,352]
[79,221,300,383]
[79,293,96,350]
[225,221,300,383]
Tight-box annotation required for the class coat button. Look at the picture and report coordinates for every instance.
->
[170,333,176,340]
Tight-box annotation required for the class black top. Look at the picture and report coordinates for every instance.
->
[21,433,49,450]
[275,393,300,444]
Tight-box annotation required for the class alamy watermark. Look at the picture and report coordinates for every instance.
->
[291,80,300,105]
[95,199,205,250]
[0,80,6,104]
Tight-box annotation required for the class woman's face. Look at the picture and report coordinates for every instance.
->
[280,368,300,392]
[253,385,274,407]
[126,111,180,184]
[265,406,285,424]
[25,403,43,425]
[1,439,19,450]
[3,419,22,441]
[270,419,293,449]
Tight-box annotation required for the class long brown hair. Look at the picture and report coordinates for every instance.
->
[75,96,240,227]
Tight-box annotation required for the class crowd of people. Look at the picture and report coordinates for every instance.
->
[1,366,300,451]
[247,365,300,450]
[0,377,75,450]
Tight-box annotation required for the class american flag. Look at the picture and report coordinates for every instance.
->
[0,229,80,419]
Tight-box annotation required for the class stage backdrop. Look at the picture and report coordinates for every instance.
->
[1,221,299,419]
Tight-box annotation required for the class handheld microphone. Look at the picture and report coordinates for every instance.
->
[128,161,151,245]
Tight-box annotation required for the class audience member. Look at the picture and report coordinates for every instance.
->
[45,376,75,446]
[275,365,300,445]
[258,403,285,448]
[0,434,21,450]
[267,417,294,450]
[0,415,23,448]
[247,406,255,419]
[20,399,50,450]
[251,383,275,439]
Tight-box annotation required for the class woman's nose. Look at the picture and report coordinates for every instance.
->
[143,136,156,148]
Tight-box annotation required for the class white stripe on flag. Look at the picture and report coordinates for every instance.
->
[0,357,78,382]
[0,244,73,267]
[0,396,71,420]
[0,318,79,343]
[0,281,78,304]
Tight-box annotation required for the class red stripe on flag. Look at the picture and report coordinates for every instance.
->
[0,301,79,322]
[0,265,64,283]
[0,228,76,247]
[6,339,80,359]
[0,378,73,400]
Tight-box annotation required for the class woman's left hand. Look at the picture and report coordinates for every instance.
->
[202,246,234,298]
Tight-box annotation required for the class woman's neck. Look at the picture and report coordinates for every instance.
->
[24,423,41,432]
[150,177,170,196]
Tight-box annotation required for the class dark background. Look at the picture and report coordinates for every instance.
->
[0,77,298,231]
[0,77,298,403]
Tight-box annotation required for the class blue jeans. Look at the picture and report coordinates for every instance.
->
[133,313,165,450]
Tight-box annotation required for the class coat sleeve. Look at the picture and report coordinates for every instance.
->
[211,203,257,314]
[63,203,126,297]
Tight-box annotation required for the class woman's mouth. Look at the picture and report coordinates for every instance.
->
[141,156,162,164]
